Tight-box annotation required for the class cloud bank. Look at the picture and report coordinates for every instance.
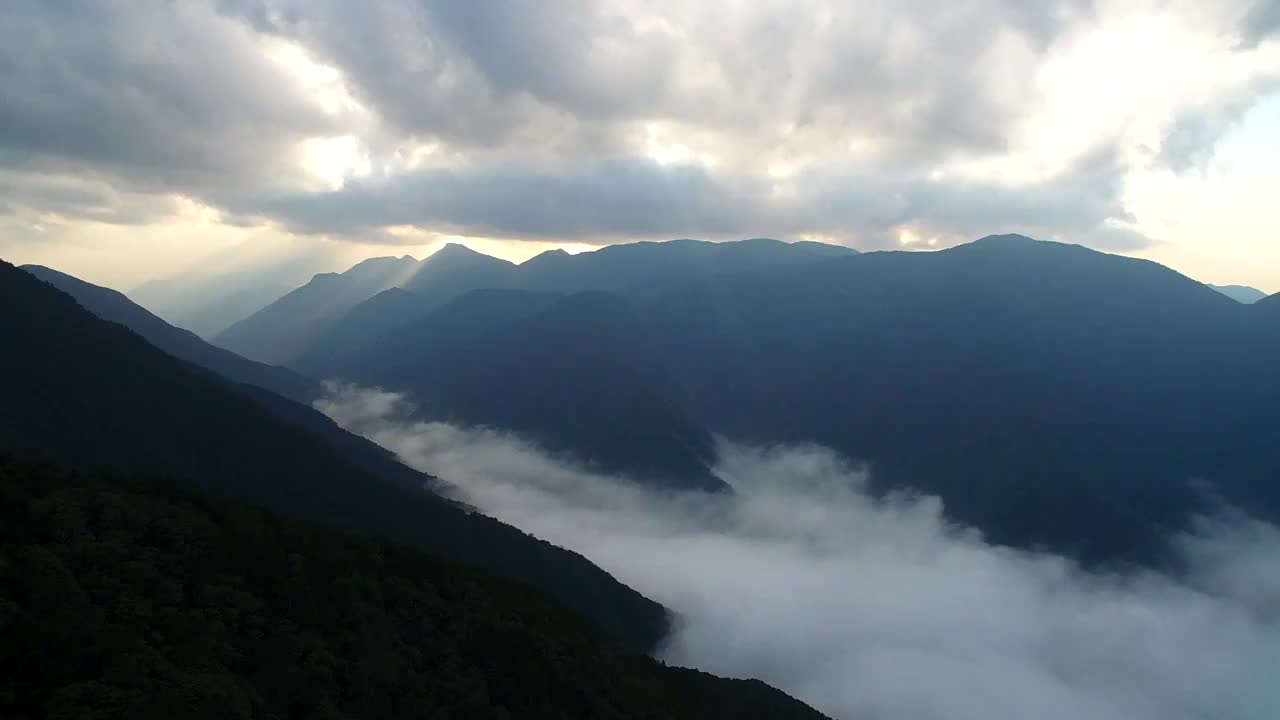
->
[318,384,1280,720]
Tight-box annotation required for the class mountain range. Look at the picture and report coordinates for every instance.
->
[9,232,1277,717]
[203,234,1280,566]
[219,238,859,371]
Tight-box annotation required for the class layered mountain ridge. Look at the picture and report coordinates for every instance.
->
[216,233,1280,566]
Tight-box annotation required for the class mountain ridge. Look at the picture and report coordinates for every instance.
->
[22,264,319,403]
[0,258,670,650]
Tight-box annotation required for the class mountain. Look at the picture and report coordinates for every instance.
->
[290,287,427,375]
[642,234,1280,563]
[316,233,1280,563]
[0,258,668,650]
[0,457,830,720]
[1209,283,1267,303]
[21,265,318,404]
[325,289,725,491]
[216,255,420,365]
[290,245,518,374]
[516,237,859,299]
[20,264,436,497]
[241,238,857,371]
[285,238,855,379]
[401,242,518,299]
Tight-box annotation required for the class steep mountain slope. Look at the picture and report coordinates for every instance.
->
[292,245,518,374]
[290,287,427,375]
[327,289,725,491]
[22,265,318,403]
[0,259,668,650]
[20,264,433,498]
[216,255,419,365]
[400,242,518,300]
[0,458,830,720]
[645,235,1280,563]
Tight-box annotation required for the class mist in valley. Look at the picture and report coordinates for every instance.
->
[318,382,1280,720]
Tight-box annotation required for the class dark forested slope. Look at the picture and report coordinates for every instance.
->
[21,264,318,403]
[0,259,667,650]
[0,458,830,720]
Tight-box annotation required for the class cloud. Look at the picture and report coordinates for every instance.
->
[0,0,339,201]
[2,0,1278,265]
[318,383,1280,720]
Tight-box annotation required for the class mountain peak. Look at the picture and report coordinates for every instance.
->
[972,233,1043,246]
[420,243,513,271]
[521,248,571,267]
[1209,284,1267,304]
[347,254,419,273]
[431,242,482,258]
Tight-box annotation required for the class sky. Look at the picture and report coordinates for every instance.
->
[320,383,1280,720]
[1,0,1278,294]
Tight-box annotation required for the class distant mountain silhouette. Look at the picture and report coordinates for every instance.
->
[0,258,668,650]
[289,245,519,373]
[290,287,427,375]
[22,264,318,403]
[234,238,857,370]
[1209,283,1267,303]
[325,289,725,491]
[216,254,420,364]
[129,273,295,337]
[307,233,1280,562]
[401,242,518,297]
[201,233,1280,563]
[516,237,858,299]
[641,234,1279,563]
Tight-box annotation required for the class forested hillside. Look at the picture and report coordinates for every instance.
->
[0,458,830,720]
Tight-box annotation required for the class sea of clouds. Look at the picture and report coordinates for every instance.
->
[318,383,1280,720]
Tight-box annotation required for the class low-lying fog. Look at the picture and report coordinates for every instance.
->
[318,383,1280,720]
